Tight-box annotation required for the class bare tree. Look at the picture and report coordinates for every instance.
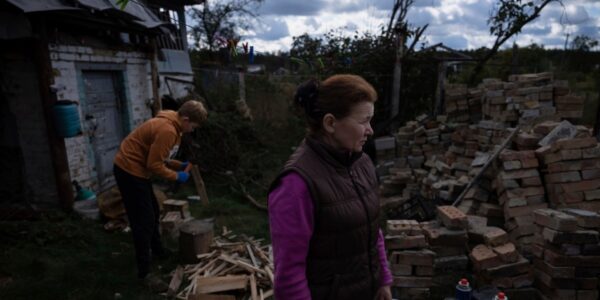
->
[385,0,428,54]
[189,0,263,51]
[469,0,562,83]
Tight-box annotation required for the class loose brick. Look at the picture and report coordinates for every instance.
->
[386,234,428,250]
[533,258,575,278]
[422,226,468,246]
[500,150,535,161]
[505,203,548,219]
[544,171,581,183]
[552,137,597,151]
[392,276,432,288]
[560,179,600,193]
[390,249,436,266]
[542,227,600,244]
[484,255,530,278]
[560,208,600,229]
[387,220,420,235]
[533,208,578,231]
[493,242,519,263]
[582,144,600,158]
[436,205,467,229]
[520,158,539,168]
[433,255,468,270]
[503,160,522,170]
[414,265,434,276]
[581,169,600,180]
[521,176,542,186]
[470,244,502,270]
[500,169,540,180]
[390,263,412,276]
[584,189,600,201]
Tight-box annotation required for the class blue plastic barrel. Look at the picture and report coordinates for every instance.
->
[53,101,82,138]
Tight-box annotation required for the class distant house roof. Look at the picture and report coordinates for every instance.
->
[5,0,170,29]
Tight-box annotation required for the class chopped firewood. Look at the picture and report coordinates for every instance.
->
[168,266,184,296]
[174,229,274,299]
[195,275,248,294]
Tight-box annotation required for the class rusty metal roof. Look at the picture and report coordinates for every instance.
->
[5,0,168,29]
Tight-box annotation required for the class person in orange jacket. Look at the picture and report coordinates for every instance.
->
[113,100,207,289]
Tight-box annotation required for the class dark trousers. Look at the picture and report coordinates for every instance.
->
[113,164,164,278]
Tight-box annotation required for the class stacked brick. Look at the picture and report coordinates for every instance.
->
[532,208,600,300]
[468,224,535,297]
[496,149,548,255]
[386,219,434,300]
[481,78,519,123]
[387,207,471,299]
[445,84,483,123]
[553,80,585,119]
[507,72,556,127]
[537,131,600,212]
[431,206,470,288]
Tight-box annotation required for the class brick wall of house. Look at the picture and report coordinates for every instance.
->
[49,44,153,192]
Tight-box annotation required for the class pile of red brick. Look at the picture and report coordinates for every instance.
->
[386,206,471,299]
[445,83,483,123]
[532,208,600,299]
[496,149,548,255]
[537,134,600,212]
[468,223,536,298]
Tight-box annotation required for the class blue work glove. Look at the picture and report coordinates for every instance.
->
[180,161,190,171]
[176,171,189,183]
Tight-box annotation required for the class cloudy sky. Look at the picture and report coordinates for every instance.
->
[199,0,600,54]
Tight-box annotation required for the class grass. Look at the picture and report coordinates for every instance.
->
[0,212,177,299]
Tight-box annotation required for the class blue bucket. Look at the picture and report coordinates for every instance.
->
[53,101,82,138]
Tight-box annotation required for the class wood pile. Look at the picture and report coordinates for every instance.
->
[532,208,600,300]
[169,228,274,300]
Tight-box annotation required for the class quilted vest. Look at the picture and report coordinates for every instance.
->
[271,137,381,300]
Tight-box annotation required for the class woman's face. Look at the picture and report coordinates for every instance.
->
[328,101,375,152]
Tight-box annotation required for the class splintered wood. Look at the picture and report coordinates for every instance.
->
[171,228,274,300]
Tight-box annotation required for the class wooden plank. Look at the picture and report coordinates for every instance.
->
[250,274,258,300]
[191,165,210,205]
[195,275,248,294]
[168,266,184,296]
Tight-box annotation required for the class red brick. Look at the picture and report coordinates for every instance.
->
[512,272,534,288]
[504,203,548,219]
[533,258,575,278]
[390,249,436,266]
[392,276,432,288]
[500,150,535,161]
[582,144,600,159]
[581,169,600,180]
[414,265,434,276]
[544,171,581,183]
[422,226,468,246]
[470,244,502,270]
[560,208,600,229]
[533,208,578,231]
[386,234,428,250]
[483,255,530,278]
[387,220,420,235]
[584,189,600,201]
[483,227,509,246]
[493,242,519,263]
[560,179,600,193]
[390,263,412,276]
[503,160,522,170]
[552,137,597,151]
[500,169,540,180]
[521,176,542,186]
[436,205,467,229]
[505,186,545,198]
[542,227,600,244]
[520,158,539,168]
[560,149,582,161]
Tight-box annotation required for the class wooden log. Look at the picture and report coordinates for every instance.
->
[168,266,184,296]
[179,220,214,263]
[191,165,209,205]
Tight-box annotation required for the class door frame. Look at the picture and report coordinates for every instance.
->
[76,63,131,191]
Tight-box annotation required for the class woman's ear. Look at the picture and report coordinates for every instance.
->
[322,113,336,134]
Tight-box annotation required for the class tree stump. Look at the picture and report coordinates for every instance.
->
[179,219,213,263]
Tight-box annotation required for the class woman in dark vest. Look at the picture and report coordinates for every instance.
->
[269,74,392,300]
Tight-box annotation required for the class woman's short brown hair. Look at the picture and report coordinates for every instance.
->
[178,100,208,124]
[294,74,377,133]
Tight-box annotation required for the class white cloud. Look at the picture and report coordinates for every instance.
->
[188,0,600,53]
